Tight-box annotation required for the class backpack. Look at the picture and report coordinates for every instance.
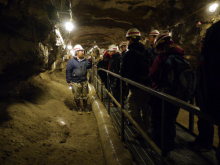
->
[130,49,154,86]
[161,55,196,101]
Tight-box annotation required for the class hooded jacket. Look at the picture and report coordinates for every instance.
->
[149,46,185,89]
[66,57,92,83]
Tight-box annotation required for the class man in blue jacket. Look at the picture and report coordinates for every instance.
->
[66,44,92,115]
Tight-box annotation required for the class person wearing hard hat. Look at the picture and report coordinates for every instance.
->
[188,21,220,158]
[119,41,128,98]
[196,20,220,164]
[108,44,121,107]
[66,44,92,115]
[149,30,160,59]
[120,28,152,137]
[119,41,127,58]
[97,49,110,89]
[149,33,196,156]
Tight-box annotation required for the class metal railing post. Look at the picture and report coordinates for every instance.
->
[161,88,165,163]
[96,66,98,91]
[189,98,195,132]
[101,83,104,102]
[92,64,94,84]
[107,73,110,114]
[120,79,125,142]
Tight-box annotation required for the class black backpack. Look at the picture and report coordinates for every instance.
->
[161,55,196,101]
[130,49,154,86]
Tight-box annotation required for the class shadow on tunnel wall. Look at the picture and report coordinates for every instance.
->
[0,100,12,125]
[64,98,77,112]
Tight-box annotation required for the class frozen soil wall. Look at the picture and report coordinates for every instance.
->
[0,69,105,165]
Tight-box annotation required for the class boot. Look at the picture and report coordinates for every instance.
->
[83,99,90,114]
[75,99,83,115]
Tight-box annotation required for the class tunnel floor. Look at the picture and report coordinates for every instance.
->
[102,100,218,165]
[0,70,105,165]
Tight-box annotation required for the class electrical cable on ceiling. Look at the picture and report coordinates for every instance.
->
[166,0,219,30]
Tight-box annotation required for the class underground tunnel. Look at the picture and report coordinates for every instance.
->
[0,0,219,164]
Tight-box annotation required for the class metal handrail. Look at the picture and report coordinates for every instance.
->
[90,64,219,164]
[97,67,220,126]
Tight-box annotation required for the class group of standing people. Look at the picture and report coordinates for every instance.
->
[66,20,220,162]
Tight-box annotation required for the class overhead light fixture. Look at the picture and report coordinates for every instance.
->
[209,3,219,12]
[67,44,72,50]
[94,45,97,48]
[55,29,64,46]
[65,21,74,32]
[90,48,93,52]
[70,50,75,56]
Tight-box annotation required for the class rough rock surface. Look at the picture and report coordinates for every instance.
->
[0,0,219,96]
[0,68,105,165]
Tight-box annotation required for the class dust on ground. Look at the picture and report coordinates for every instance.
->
[0,69,105,165]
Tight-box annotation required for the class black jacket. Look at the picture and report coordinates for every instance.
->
[121,42,145,89]
[109,53,121,75]
[109,53,121,83]
[97,55,110,70]
[200,20,220,116]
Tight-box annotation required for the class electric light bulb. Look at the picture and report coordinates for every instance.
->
[69,86,72,90]
[67,45,72,50]
[70,50,75,56]
[209,3,219,12]
[65,22,74,31]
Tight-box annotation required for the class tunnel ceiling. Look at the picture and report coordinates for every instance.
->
[54,0,164,49]
[51,0,217,49]
[0,0,218,97]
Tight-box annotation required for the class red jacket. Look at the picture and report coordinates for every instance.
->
[149,46,185,89]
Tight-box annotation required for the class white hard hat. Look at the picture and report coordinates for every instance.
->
[119,41,127,47]
[99,49,107,56]
[108,44,118,51]
[126,28,141,38]
[149,30,160,36]
[73,44,84,51]
[154,33,171,49]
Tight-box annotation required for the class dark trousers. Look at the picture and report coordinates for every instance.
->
[151,89,180,152]
[98,70,107,88]
[110,82,120,106]
[195,93,218,149]
[196,117,214,149]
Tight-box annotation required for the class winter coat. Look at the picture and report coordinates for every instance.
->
[109,53,121,85]
[200,20,220,117]
[97,54,110,70]
[120,42,145,89]
[149,46,185,89]
[149,44,158,59]
[97,54,111,85]
[109,53,121,75]
[66,57,92,83]
[121,50,126,59]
